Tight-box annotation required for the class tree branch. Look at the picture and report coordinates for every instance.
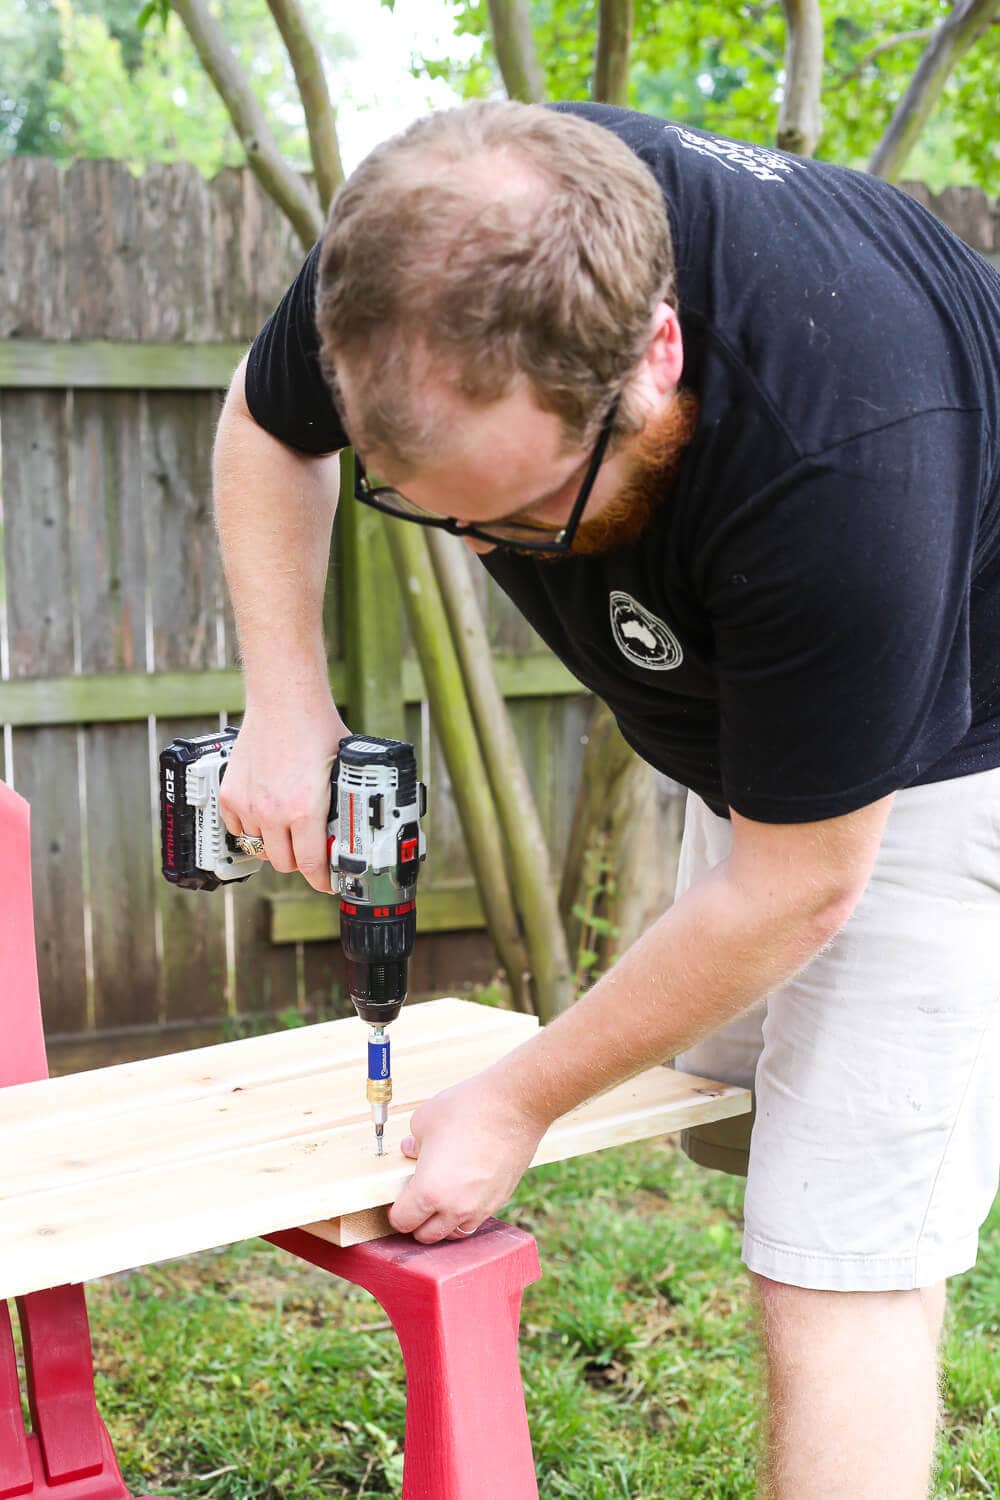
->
[559,703,633,934]
[869,0,1000,182]
[487,0,545,102]
[777,0,824,155]
[265,0,344,212]
[829,27,936,91]
[593,0,634,106]
[169,0,323,248]
[427,531,574,1021]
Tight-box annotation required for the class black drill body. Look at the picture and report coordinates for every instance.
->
[158,729,427,1153]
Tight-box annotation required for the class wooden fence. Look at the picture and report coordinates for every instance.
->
[0,157,592,1070]
[0,160,996,1071]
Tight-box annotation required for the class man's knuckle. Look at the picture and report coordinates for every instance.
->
[415,1226,445,1245]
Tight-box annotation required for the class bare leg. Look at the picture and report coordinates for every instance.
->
[752,1273,942,1500]
[919,1279,947,1347]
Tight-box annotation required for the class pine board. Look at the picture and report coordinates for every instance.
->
[0,998,750,1297]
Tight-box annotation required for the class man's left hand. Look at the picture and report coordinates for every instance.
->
[387,1071,548,1244]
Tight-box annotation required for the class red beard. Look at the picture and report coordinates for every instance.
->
[566,389,700,558]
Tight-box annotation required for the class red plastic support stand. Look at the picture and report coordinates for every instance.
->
[0,1302,33,1498]
[268,1220,543,1500]
[0,782,48,1093]
[16,1290,106,1488]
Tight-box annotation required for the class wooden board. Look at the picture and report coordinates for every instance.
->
[0,998,750,1298]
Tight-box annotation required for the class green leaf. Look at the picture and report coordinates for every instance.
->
[136,0,171,33]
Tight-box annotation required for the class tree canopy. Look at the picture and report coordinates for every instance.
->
[0,0,351,173]
[1,1,996,189]
[416,0,999,190]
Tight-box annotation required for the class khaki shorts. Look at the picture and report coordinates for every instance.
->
[674,769,1000,1291]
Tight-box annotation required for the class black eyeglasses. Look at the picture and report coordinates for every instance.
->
[352,396,620,555]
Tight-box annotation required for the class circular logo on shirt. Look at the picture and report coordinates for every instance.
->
[609,591,683,671]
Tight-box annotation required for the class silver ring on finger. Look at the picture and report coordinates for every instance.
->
[454,1225,477,1236]
[236,834,268,858]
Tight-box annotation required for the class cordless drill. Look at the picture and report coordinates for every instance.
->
[159,728,427,1154]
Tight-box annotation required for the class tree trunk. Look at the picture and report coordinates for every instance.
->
[593,0,634,107]
[869,0,999,182]
[266,0,345,212]
[777,0,824,155]
[487,0,546,102]
[559,701,633,942]
[606,759,686,956]
[427,531,574,1022]
[559,702,683,977]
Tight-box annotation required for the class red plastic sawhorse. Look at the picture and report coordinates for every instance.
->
[0,779,542,1499]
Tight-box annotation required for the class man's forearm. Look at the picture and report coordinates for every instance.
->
[213,399,341,707]
[491,858,853,1127]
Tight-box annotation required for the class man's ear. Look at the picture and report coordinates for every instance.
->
[647,301,684,394]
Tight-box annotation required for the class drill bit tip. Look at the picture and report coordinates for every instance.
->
[375,1124,385,1157]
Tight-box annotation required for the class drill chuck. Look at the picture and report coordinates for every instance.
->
[340,901,417,1025]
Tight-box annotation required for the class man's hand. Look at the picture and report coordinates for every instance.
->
[219,699,350,893]
[388,1071,549,1244]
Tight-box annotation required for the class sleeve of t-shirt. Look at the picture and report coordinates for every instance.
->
[701,408,984,823]
[244,239,350,455]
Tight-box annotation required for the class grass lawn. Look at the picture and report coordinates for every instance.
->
[63,1139,999,1498]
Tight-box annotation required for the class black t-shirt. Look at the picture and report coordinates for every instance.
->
[245,104,1000,822]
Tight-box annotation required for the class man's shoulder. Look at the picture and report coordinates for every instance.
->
[546,103,810,189]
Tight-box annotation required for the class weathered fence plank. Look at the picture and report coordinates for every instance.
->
[0,339,249,389]
[64,160,160,1036]
[1,157,88,1035]
[2,389,89,1035]
[72,388,160,1033]
[0,158,65,339]
[145,389,230,1022]
[0,655,577,728]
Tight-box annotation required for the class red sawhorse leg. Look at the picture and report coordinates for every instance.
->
[268,1217,542,1500]
[0,1286,169,1500]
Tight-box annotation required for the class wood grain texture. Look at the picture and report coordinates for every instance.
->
[310,1205,394,1247]
[0,998,749,1296]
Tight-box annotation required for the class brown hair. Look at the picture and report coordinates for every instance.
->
[316,101,676,470]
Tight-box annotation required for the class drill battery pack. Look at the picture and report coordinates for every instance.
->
[159,728,255,891]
